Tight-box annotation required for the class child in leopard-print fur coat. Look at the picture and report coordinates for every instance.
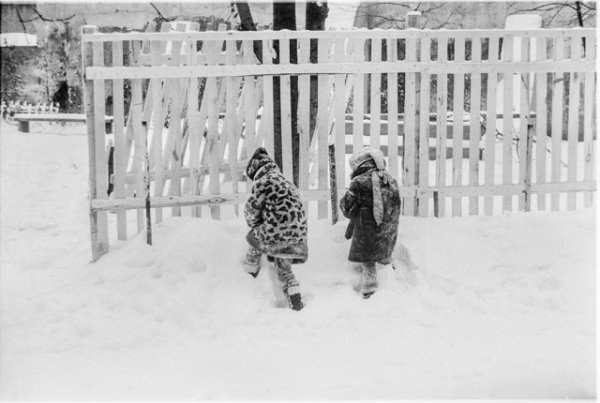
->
[241,147,309,310]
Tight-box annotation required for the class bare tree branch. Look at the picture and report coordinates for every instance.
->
[149,3,176,22]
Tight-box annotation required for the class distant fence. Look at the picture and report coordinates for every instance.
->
[2,101,59,122]
[81,22,596,261]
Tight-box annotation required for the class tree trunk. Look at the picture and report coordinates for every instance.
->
[235,2,262,62]
[575,1,586,53]
[306,2,329,143]
[273,2,299,185]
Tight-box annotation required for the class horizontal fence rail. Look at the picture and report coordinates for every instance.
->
[81,24,597,261]
[86,60,596,80]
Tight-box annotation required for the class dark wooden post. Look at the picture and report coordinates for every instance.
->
[306,1,329,144]
[328,144,338,224]
[273,2,300,185]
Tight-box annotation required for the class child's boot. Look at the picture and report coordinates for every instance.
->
[361,261,378,298]
[241,247,262,277]
[275,258,304,311]
[284,285,304,311]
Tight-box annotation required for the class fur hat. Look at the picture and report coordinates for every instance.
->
[349,147,386,173]
[246,147,275,180]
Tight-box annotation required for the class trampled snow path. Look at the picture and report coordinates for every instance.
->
[0,121,595,399]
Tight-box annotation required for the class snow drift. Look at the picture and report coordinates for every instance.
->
[0,121,595,399]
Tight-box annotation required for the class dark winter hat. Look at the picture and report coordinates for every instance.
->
[246,147,276,180]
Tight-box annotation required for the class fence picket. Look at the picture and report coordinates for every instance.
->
[352,38,365,155]
[403,32,417,216]
[260,38,275,158]
[550,37,565,211]
[535,37,548,210]
[214,25,231,191]
[206,39,221,219]
[370,38,382,149]
[226,39,240,210]
[418,36,431,217]
[469,36,482,215]
[165,25,187,217]
[387,37,399,181]
[436,36,448,217]
[484,37,499,215]
[124,42,136,204]
[452,36,465,216]
[502,35,515,212]
[187,39,202,217]
[242,38,258,167]
[149,41,166,221]
[334,37,346,191]
[82,26,107,261]
[131,41,146,233]
[298,37,310,191]
[583,34,596,207]
[567,35,582,210]
[518,37,531,211]
[279,38,293,182]
[112,40,127,240]
[317,38,332,219]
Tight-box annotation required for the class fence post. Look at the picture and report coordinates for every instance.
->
[82,25,109,262]
[523,121,534,211]
[405,11,421,216]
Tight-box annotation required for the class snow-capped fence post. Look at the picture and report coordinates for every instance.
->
[82,25,109,262]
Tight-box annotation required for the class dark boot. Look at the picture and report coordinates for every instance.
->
[284,285,304,311]
[275,258,304,311]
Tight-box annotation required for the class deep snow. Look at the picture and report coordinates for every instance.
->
[0,120,596,399]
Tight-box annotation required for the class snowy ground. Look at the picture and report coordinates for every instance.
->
[0,120,596,399]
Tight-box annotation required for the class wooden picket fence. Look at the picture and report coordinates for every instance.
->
[81,23,596,261]
[2,100,60,122]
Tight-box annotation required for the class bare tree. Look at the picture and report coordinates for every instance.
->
[272,2,300,183]
[306,1,329,142]
[508,1,596,27]
[234,2,263,62]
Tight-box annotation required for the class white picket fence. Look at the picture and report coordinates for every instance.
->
[81,24,596,261]
[2,100,60,122]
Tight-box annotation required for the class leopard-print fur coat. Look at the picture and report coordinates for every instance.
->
[244,148,308,262]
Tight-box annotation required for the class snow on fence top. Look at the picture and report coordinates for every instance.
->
[81,21,596,261]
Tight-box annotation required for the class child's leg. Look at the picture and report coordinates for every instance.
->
[361,261,378,298]
[242,245,263,277]
[274,257,304,310]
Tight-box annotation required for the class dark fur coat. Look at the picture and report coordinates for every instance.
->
[340,161,400,263]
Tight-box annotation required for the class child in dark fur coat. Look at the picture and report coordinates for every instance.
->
[241,147,309,310]
[340,147,401,298]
